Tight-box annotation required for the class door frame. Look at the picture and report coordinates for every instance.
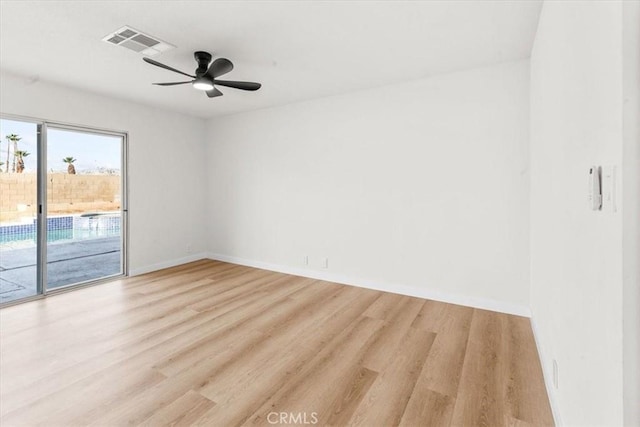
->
[0,113,129,307]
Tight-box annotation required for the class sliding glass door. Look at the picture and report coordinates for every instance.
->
[0,119,40,303]
[45,126,125,290]
[0,117,127,305]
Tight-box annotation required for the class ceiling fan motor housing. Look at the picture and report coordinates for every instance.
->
[194,51,212,76]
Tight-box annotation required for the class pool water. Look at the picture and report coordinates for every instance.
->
[0,215,120,247]
[0,228,120,244]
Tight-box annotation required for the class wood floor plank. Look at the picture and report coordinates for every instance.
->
[412,299,475,335]
[1,273,311,415]
[361,296,426,372]
[192,284,361,398]
[0,277,217,366]
[411,302,474,398]
[0,306,199,407]
[0,260,554,426]
[323,366,379,427]
[1,365,166,426]
[136,390,216,427]
[0,308,206,415]
[187,272,310,314]
[154,279,336,377]
[348,327,437,427]
[116,281,350,426]
[123,260,218,288]
[399,388,455,427]
[192,287,381,426]
[0,260,226,335]
[503,314,554,426]
[242,315,386,426]
[362,292,406,320]
[450,309,554,427]
[450,309,508,426]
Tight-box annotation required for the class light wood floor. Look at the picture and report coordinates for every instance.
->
[0,260,553,426]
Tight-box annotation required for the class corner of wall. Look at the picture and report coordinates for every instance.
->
[622,1,640,425]
[529,309,563,426]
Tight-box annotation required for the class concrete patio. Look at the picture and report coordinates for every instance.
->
[0,237,121,303]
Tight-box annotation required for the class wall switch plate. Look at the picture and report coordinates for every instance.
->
[601,165,617,213]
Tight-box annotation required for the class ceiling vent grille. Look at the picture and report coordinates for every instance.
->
[102,26,174,57]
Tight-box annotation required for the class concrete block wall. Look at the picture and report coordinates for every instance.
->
[0,173,120,222]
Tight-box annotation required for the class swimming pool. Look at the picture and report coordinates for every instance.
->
[0,214,121,245]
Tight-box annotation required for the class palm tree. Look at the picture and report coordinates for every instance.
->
[14,150,30,173]
[5,134,21,173]
[63,157,76,174]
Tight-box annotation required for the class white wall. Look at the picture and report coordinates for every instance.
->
[622,1,640,426]
[0,71,209,274]
[530,1,626,425]
[206,60,531,314]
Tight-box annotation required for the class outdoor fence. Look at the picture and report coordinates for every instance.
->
[0,173,120,222]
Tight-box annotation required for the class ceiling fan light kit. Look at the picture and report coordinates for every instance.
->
[192,76,214,91]
[143,51,261,99]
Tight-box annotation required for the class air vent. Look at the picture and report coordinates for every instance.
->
[102,26,174,57]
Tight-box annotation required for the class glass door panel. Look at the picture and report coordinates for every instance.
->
[46,127,124,290]
[0,119,40,303]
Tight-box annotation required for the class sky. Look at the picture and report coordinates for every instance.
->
[0,119,121,173]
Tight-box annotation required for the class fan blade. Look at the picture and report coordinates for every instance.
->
[153,81,193,86]
[206,88,223,98]
[212,80,261,91]
[143,57,195,78]
[206,58,234,78]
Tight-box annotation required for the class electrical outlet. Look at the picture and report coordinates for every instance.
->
[321,257,329,269]
[303,255,309,266]
[552,359,559,389]
[186,244,193,254]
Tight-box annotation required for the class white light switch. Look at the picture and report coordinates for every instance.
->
[601,165,617,213]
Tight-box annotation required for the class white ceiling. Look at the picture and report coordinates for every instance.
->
[0,1,542,119]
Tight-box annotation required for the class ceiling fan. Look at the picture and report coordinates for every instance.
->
[143,51,261,98]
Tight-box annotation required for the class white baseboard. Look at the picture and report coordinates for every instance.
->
[206,252,531,318]
[129,252,209,276]
[530,313,562,426]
